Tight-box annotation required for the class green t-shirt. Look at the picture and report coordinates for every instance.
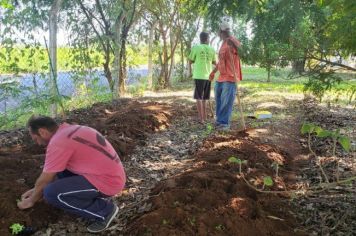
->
[188,44,216,80]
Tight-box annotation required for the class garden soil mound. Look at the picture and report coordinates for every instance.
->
[0,100,177,236]
[127,130,306,236]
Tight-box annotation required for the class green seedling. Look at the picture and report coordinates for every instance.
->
[228,156,247,173]
[301,122,352,182]
[215,224,225,231]
[188,217,196,226]
[301,123,351,152]
[271,162,282,177]
[263,176,274,188]
[143,227,152,236]
[9,223,24,235]
[204,123,213,136]
[162,219,169,225]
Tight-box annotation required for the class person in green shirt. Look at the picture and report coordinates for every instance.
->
[188,32,216,123]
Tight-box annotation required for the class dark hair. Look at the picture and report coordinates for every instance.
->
[27,115,59,134]
[200,32,209,43]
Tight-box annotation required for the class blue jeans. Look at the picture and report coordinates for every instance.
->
[215,81,236,127]
[43,170,114,221]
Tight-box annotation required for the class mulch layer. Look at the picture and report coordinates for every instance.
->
[126,130,307,236]
[0,99,180,236]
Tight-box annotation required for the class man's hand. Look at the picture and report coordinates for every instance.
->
[17,172,56,210]
[21,188,34,200]
[18,188,35,209]
[17,197,35,209]
[209,71,215,81]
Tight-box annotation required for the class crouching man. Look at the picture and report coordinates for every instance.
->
[18,116,126,233]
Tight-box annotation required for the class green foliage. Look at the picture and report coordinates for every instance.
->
[206,0,355,93]
[301,123,316,135]
[9,223,24,235]
[228,156,247,165]
[0,79,112,130]
[316,0,356,54]
[301,122,351,152]
[0,45,148,74]
[263,176,273,187]
[304,73,342,102]
[0,0,13,9]
[205,123,213,134]
[127,80,147,98]
[337,136,351,152]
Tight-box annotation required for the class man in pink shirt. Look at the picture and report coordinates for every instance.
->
[17,116,126,233]
[209,22,243,130]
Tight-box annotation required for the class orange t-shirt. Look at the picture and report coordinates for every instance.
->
[217,36,243,83]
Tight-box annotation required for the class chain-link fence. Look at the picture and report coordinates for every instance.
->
[0,66,148,129]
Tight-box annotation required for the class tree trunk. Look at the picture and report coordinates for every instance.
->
[49,0,63,117]
[162,39,169,88]
[147,22,155,89]
[267,66,271,82]
[103,43,113,93]
[112,49,120,98]
[112,13,124,99]
[292,59,306,74]
[119,33,127,94]
[180,40,185,81]
[158,23,169,89]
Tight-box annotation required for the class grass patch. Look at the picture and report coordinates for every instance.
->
[1,67,354,130]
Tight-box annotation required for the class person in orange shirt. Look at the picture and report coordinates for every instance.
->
[209,22,242,130]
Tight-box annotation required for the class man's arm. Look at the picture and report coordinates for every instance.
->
[18,171,57,209]
[227,38,241,51]
[188,60,194,78]
[209,65,218,81]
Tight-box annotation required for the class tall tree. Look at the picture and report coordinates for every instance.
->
[70,0,139,97]
[205,0,355,90]
[48,0,63,116]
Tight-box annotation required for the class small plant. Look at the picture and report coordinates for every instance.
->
[188,217,196,226]
[9,223,24,235]
[301,123,351,152]
[271,162,282,177]
[263,176,274,188]
[215,224,225,231]
[162,219,169,225]
[173,201,180,207]
[143,227,152,236]
[228,156,276,192]
[204,123,213,136]
[228,156,247,173]
[301,122,351,182]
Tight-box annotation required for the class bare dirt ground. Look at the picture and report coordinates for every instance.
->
[0,89,354,236]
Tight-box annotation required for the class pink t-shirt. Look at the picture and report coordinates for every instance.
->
[43,123,126,196]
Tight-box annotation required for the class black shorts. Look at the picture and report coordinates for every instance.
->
[194,79,211,100]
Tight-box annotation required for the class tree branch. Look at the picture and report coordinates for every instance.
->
[95,0,110,33]
[77,0,106,48]
[307,55,356,72]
